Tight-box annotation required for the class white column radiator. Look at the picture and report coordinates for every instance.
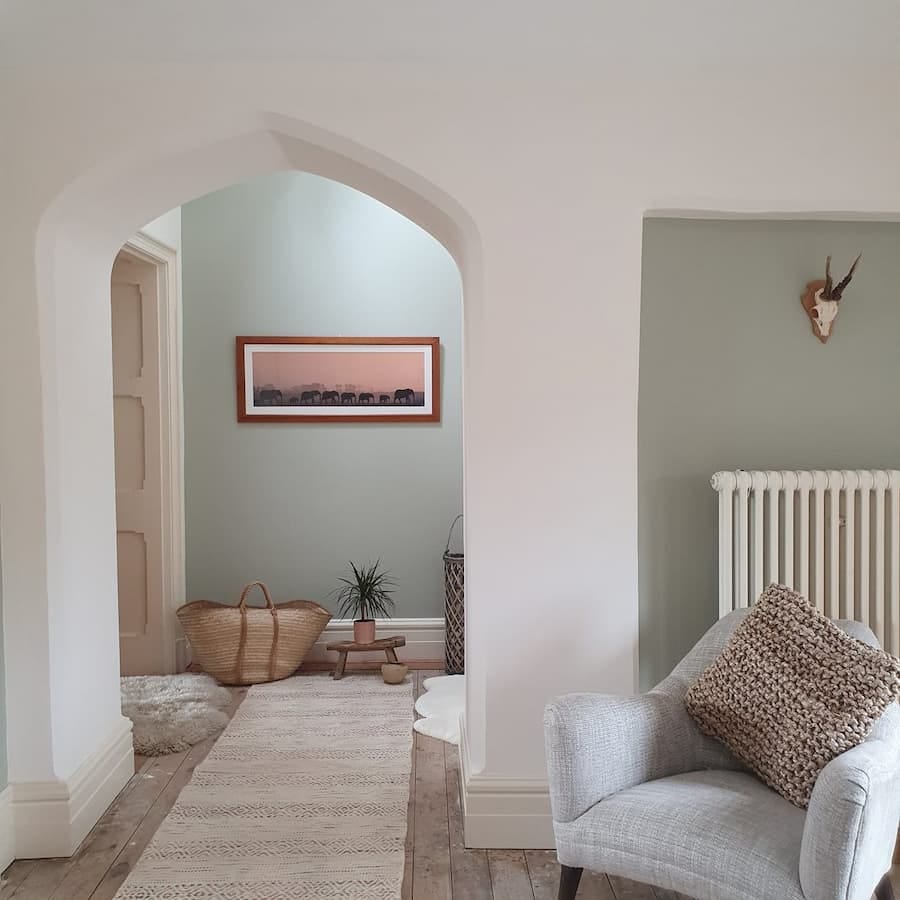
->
[711,470,900,655]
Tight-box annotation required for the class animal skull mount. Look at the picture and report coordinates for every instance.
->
[801,253,861,344]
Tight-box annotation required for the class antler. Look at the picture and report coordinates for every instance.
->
[831,253,861,301]
[823,255,833,299]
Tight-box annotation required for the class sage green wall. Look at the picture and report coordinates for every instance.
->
[639,218,900,688]
[182,172,462,618]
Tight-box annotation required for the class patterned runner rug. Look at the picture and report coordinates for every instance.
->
[115,675,414,900]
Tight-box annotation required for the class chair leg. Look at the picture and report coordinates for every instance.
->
[558,865,583,900]
[875,874,895,900]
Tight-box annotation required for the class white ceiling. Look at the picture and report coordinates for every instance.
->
[2,0,900,66]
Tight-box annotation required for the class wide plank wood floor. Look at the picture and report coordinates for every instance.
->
[2,671,898,899]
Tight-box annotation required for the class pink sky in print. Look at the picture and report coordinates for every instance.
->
[252,349,426,394]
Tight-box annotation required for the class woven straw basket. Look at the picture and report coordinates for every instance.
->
[176,582,331,685]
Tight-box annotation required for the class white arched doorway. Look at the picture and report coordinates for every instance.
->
[5,110,486,857]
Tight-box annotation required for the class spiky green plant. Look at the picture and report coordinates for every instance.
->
[333,560,396,622]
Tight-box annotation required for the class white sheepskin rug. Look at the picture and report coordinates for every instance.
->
[121,673,232,756]
[413,674,465,744]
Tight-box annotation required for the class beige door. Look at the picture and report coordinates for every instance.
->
[112,251,167,675]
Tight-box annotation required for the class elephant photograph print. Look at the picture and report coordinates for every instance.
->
[236,336,441,423]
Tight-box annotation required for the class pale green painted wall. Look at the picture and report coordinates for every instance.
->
[182,172,462,618]
[639,218,900,688]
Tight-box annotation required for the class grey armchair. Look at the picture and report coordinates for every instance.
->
[544,610,900,900]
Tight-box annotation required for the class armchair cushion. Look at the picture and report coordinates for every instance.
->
[543,691,740,824]
[685,584,900,808]
[553,769,806,900]
[544,611,750,825]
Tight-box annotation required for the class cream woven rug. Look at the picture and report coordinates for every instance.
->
[115,675,414,900]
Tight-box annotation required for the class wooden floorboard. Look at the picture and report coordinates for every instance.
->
[609,874,662,900]
[47,753,186,900]
[446,745,492,900]
[0,672,719,900]
[524,850,559,900]
[0,862,37,899]
[651,887,687,900]
[3,859,71,900]
[579,870,620,900]
[8,766,155,900]
[488,849,534,900]
[412,671,452,900]
[85,750,191,900]
[526,850,617,900]
[400,672,422,900]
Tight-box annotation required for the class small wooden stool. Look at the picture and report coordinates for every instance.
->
[325,635,406,680]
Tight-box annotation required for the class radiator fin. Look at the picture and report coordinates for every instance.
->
[711,469,900,655]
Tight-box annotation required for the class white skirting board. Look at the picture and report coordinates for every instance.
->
[12,716,134,859]
[305,617,446,664]
[458,717,555,850]
[0,786,13,872]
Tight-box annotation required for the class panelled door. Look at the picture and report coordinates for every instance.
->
[112,250,167,675]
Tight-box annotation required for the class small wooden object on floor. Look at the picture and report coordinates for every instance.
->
[326,635,406,680]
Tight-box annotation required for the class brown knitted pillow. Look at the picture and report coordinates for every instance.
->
[685,583,900,808]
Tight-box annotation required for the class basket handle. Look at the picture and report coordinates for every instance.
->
[234,582,280,684]
[238,581,275,610]
[445,514,464,554]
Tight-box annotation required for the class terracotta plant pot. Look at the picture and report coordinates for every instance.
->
[381,662,409,684]
[353,619,376,644]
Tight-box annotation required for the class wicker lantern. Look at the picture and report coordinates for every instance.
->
[443,515,465,674]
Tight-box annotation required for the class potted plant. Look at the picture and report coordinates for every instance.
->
[333,560,396,644]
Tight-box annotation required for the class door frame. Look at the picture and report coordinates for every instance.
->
[119,232,184,674]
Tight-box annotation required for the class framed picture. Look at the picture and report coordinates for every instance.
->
[236,336,441,423]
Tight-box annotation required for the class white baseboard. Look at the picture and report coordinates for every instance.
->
[459,716,555,850]
[0,786,13,872]
[305,617,445,664]
[12,716,134,858]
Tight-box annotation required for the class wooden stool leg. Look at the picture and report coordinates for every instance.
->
[385,647,400,664]
[333,652,348,680]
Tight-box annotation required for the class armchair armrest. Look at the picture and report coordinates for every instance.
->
[543,691,708,823]
[800,710,900,900]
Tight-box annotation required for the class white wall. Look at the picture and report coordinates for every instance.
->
[2,39,900,848]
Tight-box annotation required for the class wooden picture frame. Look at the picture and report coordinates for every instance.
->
[236,336,441,423]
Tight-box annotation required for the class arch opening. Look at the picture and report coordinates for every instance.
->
[8,111,487,820]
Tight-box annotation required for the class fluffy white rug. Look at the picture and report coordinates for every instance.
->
[413,674,465,744]
[121,674,232,756]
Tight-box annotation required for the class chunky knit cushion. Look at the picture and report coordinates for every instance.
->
[685,583,900,808]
